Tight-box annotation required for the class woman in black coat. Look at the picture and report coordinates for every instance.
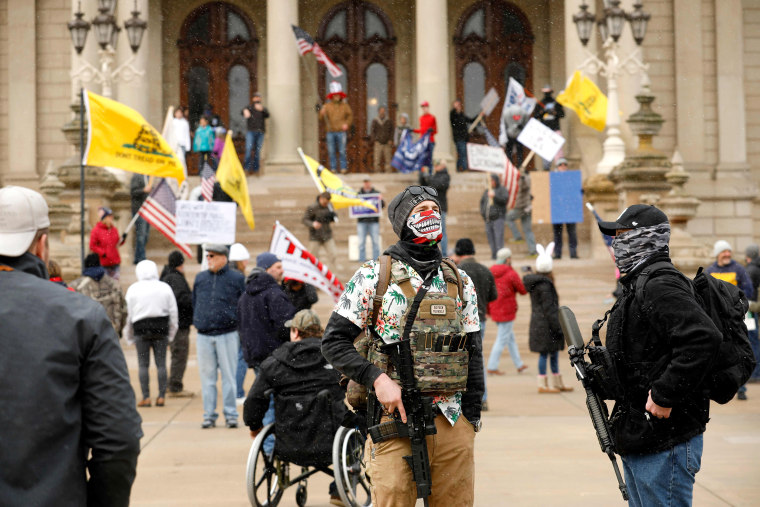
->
[523,242,573,394]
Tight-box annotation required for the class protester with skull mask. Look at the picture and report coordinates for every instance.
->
[322,185,484,506]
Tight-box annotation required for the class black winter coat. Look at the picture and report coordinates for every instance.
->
[243,337,345,431]
[303,199,337,242]
[459,258,498,322]
[418,168,451,213]
[605,255,722,455]
[238,268,296,366]
[746,257,760,299]
[523,274,564,353]
[480,185,508,222]
[283,282,319,312]
[161,266,194,328]
[0,253,142,506]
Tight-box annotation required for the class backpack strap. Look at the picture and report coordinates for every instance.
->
[634,260,684,309]
[440,257,464,302]
[371,255,392,328]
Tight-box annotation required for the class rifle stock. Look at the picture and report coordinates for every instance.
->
[559,306,629,501]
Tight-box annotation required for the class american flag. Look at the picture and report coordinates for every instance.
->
[138,179,193,257]
[291,24,343,78]
[200,162,216,202]
[478,124,520,209]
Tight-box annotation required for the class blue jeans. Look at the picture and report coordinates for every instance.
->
[485,217,505,260]
[134,215,150,264]
[197,331,239,423]
[253,364,276,454]
[236,347,248,398]
[622,434,703,507]
[537,351,559,376]
[135,334,168,400]
[326,131,347,172]
[357,221,380,262]
[749,325,760,379]
[244,130,265,173]
[455,140,468,172]
[506,207,537,255]
[487,321,523,371]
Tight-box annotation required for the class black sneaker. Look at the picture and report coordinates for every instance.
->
[201,419,216,429]
[738,391,748,401]
[226,420,238,429]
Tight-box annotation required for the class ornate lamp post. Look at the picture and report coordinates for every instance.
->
[573,0,651,174]
[67,0,147,98]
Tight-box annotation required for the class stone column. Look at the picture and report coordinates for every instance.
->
[415,0,452,163]
[4,0,38,187]
[266,0,301,173]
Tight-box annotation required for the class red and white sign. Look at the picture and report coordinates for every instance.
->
[270,221,344,302]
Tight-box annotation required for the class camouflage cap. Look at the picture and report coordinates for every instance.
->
[285,309,323,336]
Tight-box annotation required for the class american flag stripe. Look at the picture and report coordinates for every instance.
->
[292,25,315,55]
[312,43,343,77]
[137,179,193,257]
[201,162,216,202]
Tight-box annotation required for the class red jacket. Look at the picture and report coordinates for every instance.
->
[89,221,121,267]
[414,113,437,143]
[487,264,527,322]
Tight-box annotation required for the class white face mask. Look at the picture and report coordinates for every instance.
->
[406,209,442,244]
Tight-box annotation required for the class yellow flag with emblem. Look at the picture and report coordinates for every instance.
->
[82,90,185,184]
[216,131,255,230]
[297,148,377,211]
[556,71,608,132]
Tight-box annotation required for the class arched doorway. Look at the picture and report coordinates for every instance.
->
[317,1,396,173]
[178,2,258,174]
[454,1,534,139]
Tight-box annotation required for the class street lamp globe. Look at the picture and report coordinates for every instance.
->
[124,9,148,54]
[597,18,609,45]
[628,2,651,46]
[604,0,627,42]
[573,2,595,47]
[96,0,116,12]
[109,24,120,52]
[67,9,90,55]
[91,7,116,50]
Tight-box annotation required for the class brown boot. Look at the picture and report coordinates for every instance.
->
[137,398,151,407]
[537,375,560,393]
[551,374,574,392]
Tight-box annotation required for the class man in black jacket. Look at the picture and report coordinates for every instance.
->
[0,186,142,506]
[303,191,338,270]
[161,250,195,398]
[130,173,151,263]
[242,92,270,175]
[596,204,722,507]
[449,99,475,172]
[419,160,451,255]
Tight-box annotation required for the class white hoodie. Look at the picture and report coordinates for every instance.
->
[123,260,178,344]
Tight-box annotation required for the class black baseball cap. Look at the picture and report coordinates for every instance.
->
[597,204,669,236]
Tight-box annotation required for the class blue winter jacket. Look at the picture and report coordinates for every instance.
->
[192,264,245,335]
[705,259,755,301]
[237,267,296,366]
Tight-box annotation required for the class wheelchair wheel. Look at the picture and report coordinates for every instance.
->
[332,426,372,507]
[295,483,307,507]
[246,424,285,506]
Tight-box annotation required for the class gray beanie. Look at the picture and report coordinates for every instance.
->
[387,186,441,238]
[746,244,759,260]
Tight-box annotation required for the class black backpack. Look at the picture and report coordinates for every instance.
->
[636,262,756,404]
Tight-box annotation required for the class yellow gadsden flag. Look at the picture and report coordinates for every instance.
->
[82,90,185,184]
[217,131,255,230]
[297,148,377,211]
[556,71,608,132]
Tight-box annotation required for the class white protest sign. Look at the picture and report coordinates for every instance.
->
[466,143,507,175]
[480,87,500,116]
[176,201,237,244]
[517,118,566,162]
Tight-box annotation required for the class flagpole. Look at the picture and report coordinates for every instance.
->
[79,88,85,270]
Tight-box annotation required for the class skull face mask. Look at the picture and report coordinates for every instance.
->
[406,209,442,245]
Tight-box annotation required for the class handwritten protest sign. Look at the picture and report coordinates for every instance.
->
[466,143,507,174]
[176,201,236,244]
[517,118,566,162]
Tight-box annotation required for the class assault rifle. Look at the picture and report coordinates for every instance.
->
[368,274,437,506]
[559,306,629,501]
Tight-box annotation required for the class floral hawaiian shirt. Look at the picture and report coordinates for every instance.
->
[334,259,480,425]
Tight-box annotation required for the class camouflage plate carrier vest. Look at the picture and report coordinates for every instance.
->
[346,255,468,410]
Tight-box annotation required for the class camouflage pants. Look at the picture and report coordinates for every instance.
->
[365,413,475,507]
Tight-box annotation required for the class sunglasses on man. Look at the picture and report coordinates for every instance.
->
[405,185,438,197]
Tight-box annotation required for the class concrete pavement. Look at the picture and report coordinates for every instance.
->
[123,256,760,506]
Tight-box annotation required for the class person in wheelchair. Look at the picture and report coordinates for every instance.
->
[244,309,347,506]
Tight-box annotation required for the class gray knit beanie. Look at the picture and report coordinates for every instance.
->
[387,186,441,238]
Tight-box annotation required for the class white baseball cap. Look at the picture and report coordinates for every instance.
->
[0,186,50,257]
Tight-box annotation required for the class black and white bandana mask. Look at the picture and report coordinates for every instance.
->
[612,223,671,274]
[405,209,443,246]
